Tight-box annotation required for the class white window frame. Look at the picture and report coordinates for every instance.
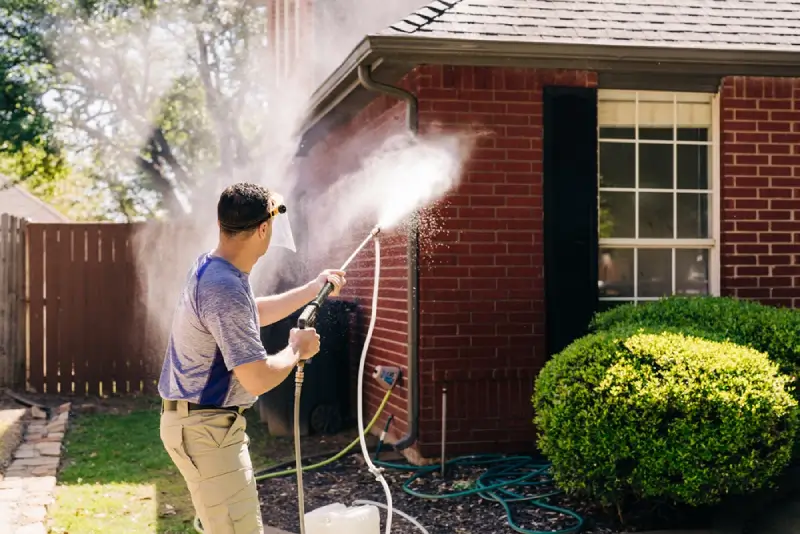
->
[597,90,721,304]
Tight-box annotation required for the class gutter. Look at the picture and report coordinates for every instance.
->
[298,34,800,151]
[368,34,800,74]
[356,63,419,452]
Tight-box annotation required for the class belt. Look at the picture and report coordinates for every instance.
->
[162,399,246,415]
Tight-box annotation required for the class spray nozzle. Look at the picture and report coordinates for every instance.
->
[371,225,381,237]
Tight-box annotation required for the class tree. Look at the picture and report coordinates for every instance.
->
[0,0,66,193]
[3,0,284,220]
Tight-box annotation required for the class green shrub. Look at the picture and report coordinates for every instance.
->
[591,296,800,389]
[533,328,798,507]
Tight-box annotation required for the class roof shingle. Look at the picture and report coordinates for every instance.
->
[381,0,800,51]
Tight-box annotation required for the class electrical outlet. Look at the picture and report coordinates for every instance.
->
[373,366,400,390]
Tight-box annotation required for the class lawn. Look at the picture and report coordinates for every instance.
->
[47,397,275,534]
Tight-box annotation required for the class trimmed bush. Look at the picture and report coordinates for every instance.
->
[591,296,800,389]
[533,328,798,507]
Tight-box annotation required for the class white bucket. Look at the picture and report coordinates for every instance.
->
[305,502,381,534]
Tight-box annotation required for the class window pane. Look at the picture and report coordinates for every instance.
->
[677,193,710,239]
[677,128,709,142]
[639,144,673,189]
[677,145,709,190]
[599,248,634,298]
[600,127,634,140]
[639,192,674,238]
[676,249,710,295]
[638,249,672,298]
[599,143,635,188]
[639,127,673,141]
[677,102,711,131]
[599,192,635,238]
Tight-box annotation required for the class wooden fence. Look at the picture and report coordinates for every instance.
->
[25,223,164,395]
[3,217,284,395]
[0,215,27,389]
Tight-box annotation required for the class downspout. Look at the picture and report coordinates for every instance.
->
[356,63,419,451]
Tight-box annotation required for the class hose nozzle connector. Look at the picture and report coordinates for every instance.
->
[295,362,306,386]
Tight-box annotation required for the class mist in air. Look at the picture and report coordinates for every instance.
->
[43,0,472,353]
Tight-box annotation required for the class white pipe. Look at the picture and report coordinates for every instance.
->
[356,237,394,534]
[353,500,431,534]
[355,234,430,533]
[441,386,447,478]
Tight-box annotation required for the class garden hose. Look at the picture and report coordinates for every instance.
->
[255,387,585,534]
[254,384,395,481]
[371,455,584,534]
[293,362,307,534]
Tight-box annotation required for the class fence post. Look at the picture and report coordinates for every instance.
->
[15,217,28,389]
[0,214,8,388]
[0,215,27,390]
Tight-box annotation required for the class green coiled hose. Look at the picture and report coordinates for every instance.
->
[254,386,585,534]
[372,454,584,534]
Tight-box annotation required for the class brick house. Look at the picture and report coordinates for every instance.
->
[269,0,800,461]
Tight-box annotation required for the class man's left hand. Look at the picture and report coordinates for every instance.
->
[315,269,347,297]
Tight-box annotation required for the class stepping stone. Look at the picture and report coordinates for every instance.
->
[0,488,23,502]
[35,442,61,457]
[30,466,57,477]
[13,448,36,459]
[4,469,31,478]
[16,523,46,534]
[21,505,47,522]
[23,477,56,492]
[16,457,59,468]
[25,493,53,506]
[0,478,27,489]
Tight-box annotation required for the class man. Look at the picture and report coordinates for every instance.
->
[159,182,346,534]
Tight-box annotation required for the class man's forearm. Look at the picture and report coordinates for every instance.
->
[234,346,300,397]
[256,281,318,326]
[260,346,300,392]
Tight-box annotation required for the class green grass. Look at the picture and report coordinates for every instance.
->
[48,399,273,534]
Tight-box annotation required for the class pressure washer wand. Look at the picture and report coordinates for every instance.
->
[293,224,381,534]
[297,224,381,329]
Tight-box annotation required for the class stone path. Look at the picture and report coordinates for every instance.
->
[0,402,70,534]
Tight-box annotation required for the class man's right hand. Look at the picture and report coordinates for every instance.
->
[289,328,321,361]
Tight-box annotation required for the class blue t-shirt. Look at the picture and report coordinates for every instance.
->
[158,253,268,408]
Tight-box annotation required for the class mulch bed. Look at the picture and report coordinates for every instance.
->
[258,454,621,534]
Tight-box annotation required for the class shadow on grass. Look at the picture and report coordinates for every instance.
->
[48,396,275,534]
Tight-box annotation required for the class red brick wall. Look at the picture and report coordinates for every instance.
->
[302,71,422,446]
[414,66,597,457]
[720,77,800,307]
[306,65,598,460]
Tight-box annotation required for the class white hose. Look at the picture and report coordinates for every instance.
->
[353,500,431,534]
[355,236,428,534]
[356,237,394,534]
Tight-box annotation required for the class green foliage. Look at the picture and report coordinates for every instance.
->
[0,0,273,219]
[591,296,800,393]
[533,328,798,508]
[0,0,66,186]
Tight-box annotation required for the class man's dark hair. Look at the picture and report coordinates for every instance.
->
[217,183,272,236]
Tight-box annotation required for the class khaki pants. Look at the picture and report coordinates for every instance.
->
[160,402,264,534]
